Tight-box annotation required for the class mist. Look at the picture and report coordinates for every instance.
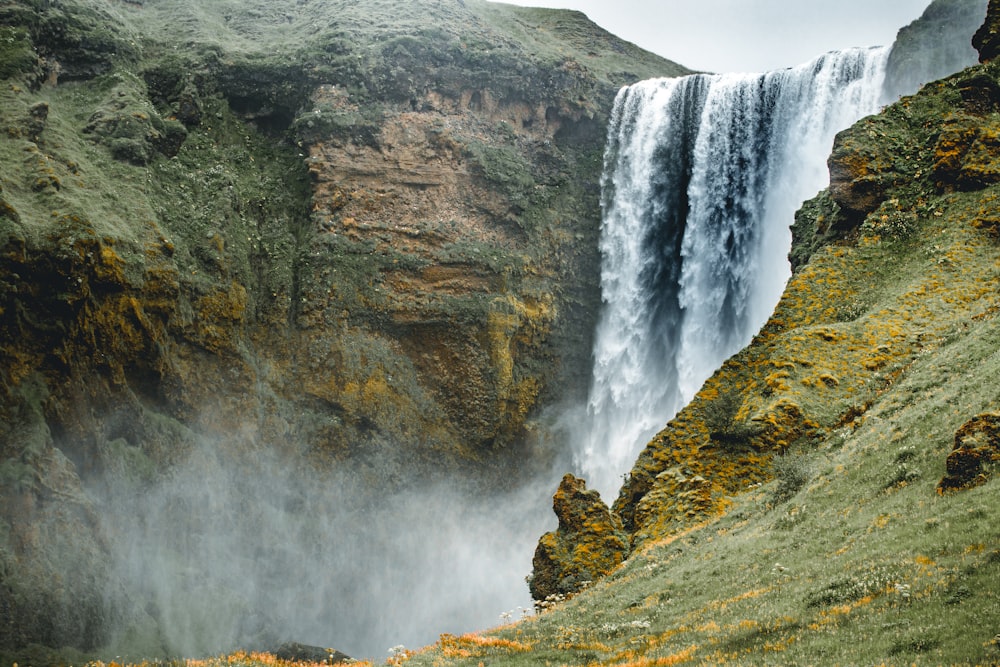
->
[86,430,555,660]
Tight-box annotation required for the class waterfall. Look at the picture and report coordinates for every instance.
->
[577,47,889,501]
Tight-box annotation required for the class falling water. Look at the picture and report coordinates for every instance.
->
[577,47,889,501]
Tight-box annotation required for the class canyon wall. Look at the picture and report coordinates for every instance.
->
[0,0,687,658]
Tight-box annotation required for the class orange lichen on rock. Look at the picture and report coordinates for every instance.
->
[530,473,629,601]
[750,399,819,453]
[938,412,1000,491]
[632,468,713,538]
[933,118,1000,191]
[486,292,554,434]
[828,139,890,216]
[193,280,248,353]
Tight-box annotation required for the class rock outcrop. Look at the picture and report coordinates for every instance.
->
[529,474,629,601]
[974,0,1000,60]
[883,0,987,101]
[272,642,351,665]
[939,413,1000,491]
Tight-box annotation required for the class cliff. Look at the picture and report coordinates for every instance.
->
[0,0,688,660]
[6,0,999,664]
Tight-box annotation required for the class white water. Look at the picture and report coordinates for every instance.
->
[576,47,889,501]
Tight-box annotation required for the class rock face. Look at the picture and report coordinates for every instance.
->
[300,83,573,450]
[827,3,1000,227]
[974,0,1000,61]
[883,0,987,102]
[529,474,629,601]
[939,413,1000,491]
[273,642,351,665]
[0,0,688,658]
[827,140,893,221]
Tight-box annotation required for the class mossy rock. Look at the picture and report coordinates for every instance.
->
[0,25,40,81]
[530,474,629,601]
[82,77,188,164]
[974,0,1000,61]
[938,412,1000,490]
[0,0,140,81]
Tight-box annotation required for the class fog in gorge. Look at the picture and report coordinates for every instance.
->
[88,429,554,659]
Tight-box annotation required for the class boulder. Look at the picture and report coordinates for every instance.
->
[273,642,352,665]
[827,139,890,219]
[529,474,629,601]
[938,413,1000,491]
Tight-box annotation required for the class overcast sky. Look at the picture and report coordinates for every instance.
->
[501,0,934,73]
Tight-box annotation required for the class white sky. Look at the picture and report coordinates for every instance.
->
[500,0,934,73]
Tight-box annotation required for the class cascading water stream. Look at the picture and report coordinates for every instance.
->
[577,47,889,501]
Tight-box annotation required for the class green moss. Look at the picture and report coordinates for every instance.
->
[96,437,157,487]
[0,25,38,80]
[77,71,189,165]
[789,190,841,271]
[466,140,536,213]
[291,103,384,147]
[0,0,140,80]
